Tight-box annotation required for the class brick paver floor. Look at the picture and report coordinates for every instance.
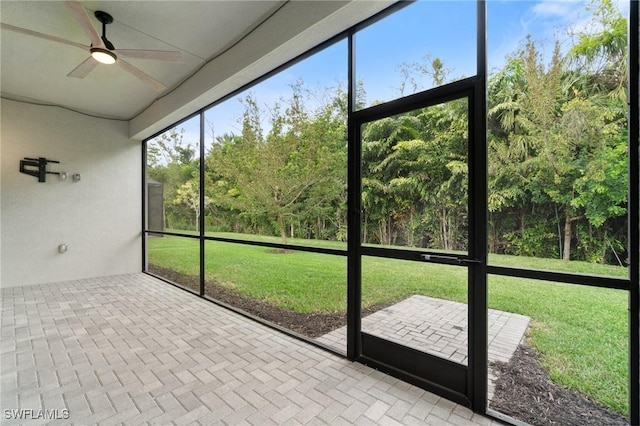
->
[317,295,530,365]
[317,295,530,402]
[1,273,503,425]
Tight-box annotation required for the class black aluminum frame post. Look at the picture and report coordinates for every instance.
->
[347,30,362,361]
[142,141,148,272]
[469,0,488,412]
[628,0,639,424]
[199,112,206,297]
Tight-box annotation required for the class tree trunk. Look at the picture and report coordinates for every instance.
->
[279,215,288,244]
[555,205,563,259]
[601,228,608,265]
[406,211,414,247]
[488,213,496,253]
[563,212,572,261]
[163,204,167,229]
[440,208,449,251]
[363,212,368,244]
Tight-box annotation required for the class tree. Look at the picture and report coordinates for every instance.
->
[397,55,453,96]
[569,0,627,102]
[147,128,199,231]
[174,178,212,231]
[209,84,346,243]
[361,98,468,250]
[487,8,628,263]
[362,114,423,245]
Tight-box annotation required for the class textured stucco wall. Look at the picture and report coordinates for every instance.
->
[1,99,141,287]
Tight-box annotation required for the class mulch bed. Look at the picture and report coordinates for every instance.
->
[489,345,628,425]
[147,265,391,337]
[148,265,629,425]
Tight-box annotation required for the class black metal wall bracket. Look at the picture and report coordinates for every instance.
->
[19,157,60,182]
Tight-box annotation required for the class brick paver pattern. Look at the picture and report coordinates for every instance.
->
[1,273,504,425]
[317,296,530,401]
[317,295,530,365]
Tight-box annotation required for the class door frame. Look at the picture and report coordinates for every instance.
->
[346,78,487,408]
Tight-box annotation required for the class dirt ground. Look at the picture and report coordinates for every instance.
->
[489,345,628,425]
[148,265,628,425]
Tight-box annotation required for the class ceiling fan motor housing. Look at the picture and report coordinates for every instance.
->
[94,11,113,25]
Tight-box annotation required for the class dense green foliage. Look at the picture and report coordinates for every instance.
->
[487,4,628,263]
[362,98,468,249]
[148,1,628,265]
[206,86,348,243]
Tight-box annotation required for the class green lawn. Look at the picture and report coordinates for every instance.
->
[147,233,629,415]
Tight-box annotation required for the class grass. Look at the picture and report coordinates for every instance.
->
[489,275,628,414]
[147,233,629,415]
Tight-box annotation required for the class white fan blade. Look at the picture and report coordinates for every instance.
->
[65,1,103,48]
[67,57,98,78]
[114,49,184,63]
[117,59,166,91]
[0,23,87,51]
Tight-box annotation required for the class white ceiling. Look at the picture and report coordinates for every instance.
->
[0,1,286,120]
[0,1,394,138]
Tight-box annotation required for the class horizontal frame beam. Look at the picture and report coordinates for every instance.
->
[487,265,629,291]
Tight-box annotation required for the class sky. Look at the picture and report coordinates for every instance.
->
[152,0,630,153]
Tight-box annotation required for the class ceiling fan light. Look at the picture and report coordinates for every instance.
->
[90,47,116,64]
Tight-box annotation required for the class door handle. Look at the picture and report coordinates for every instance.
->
[420,254,482,265]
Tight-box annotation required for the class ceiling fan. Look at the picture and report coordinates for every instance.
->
[0,1,184,90]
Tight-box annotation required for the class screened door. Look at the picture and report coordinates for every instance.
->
[352,85,484,406]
